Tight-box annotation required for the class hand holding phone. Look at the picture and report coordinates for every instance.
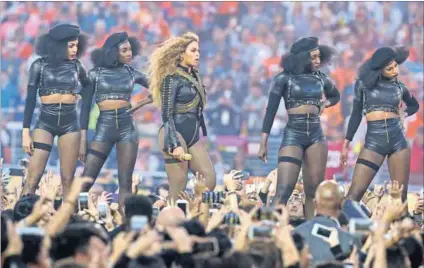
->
[248,225,274,240]
[78,192,89,211]
[97,202,108,218]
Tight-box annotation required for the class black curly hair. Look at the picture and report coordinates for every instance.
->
[91,36,141,68]
[35,33,88,64]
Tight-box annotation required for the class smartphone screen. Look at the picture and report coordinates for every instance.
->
[79,193,89,211]
[17,227,45,237]
[97,202,108,218]
[177,200,188,215]
[54,198,62,210]
[317,227,331,238]
[130,215,148,232]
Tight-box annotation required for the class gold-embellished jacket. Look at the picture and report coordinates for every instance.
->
[161,65,207,152]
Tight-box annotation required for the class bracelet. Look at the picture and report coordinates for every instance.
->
[227,191,237,196]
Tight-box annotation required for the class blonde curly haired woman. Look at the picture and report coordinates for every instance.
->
[149,32,216,201]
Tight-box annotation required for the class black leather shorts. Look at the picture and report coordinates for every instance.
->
[92,106,138,143]
[35,103,79,137]
[364,118,408,156]
[280,114,326,150]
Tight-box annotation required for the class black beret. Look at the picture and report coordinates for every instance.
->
[48,24,80,41]
[290,37,319,55]
[369,47,397,70]
[103,32,129,49]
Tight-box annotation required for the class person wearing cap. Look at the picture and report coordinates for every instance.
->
[21,24,90,198]
[79,32,150,208]
[148,32,216,202]
[341,47,419,203]
[259,37,340,219]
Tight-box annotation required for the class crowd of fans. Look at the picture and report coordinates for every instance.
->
[1,161,424,267]
[1,1,423,180]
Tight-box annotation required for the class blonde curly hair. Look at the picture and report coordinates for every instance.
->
[148,32,199,107]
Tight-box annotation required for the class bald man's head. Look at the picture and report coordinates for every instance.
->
[314,181,344,214]
[156,207,185,228]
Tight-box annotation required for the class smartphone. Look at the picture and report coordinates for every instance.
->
[17,227,45,237]
[223,212,240,225]
[97,202,108,218]
[54,198,62,210]
[202,191,225,204]
[78,192,89,211]
[152,207,160,221]
[130,215,148,232]
[248,225,274,240]
[192,238,220,257]
[9,168,25,177]
[311,223,332,239]
[255,207,275,221]
[234,171,250,180]
[349,218,373,236]
[111,193,119,203]
[177,200,188,215]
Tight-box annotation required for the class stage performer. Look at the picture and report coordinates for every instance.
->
[148,32,216,201]
[341,46,419,202]
[259,37,340,218]
[21,24,90,198]
[79,32,150,208]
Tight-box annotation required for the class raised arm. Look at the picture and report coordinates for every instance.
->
[161,75,181,153]
[133,69,149,88]
[399,81,419,116]
[322,73,340,107]
[126,69,152,114]
[76,60,90,88]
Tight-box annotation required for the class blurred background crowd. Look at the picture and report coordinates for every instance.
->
[1,1,423,189]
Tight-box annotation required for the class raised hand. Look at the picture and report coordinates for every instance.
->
[373,183,385,198]
[193,172,208,196]
[273,205,290,227]
[387,180,403,200]
[98,191,113,204]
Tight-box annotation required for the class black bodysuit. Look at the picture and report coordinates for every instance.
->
[345,77,419,156]
[23,57,90,136]
[80,64,148,143]
[161,65,207,153]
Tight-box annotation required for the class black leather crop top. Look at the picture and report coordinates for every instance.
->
[345,77,419,141]
[23,57,90,128]
[161,65,207,153]
[27,57,89,96]
[79,64,149,129]
[262,71,340,134]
